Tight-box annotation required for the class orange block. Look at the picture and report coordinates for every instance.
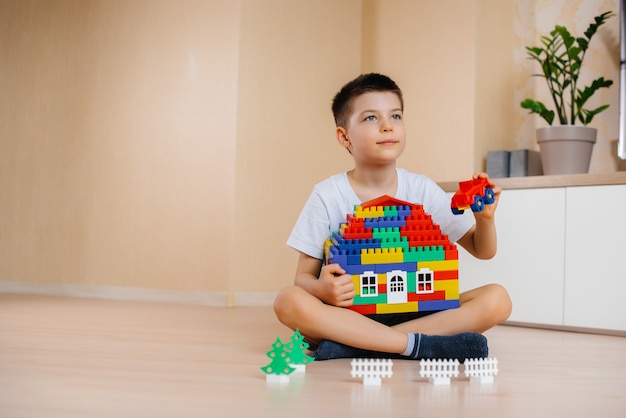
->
[434,270,459,281]
[347,304,377,315]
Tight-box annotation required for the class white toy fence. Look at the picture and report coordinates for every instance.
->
[464,357,498,383]
[351,358,393,386]
[419,359,460,385]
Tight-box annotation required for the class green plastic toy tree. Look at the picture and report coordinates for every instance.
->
[260,337,295,376]
[285,328,314,367]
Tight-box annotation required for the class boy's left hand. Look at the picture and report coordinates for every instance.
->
[471,172,501,221]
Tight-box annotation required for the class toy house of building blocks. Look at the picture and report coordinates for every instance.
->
[324,195,460,315]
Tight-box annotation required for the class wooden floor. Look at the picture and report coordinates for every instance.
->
[1,294,625,417]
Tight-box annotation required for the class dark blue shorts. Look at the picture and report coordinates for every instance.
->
[365,311,438,327]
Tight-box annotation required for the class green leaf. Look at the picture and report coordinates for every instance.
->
[520,99,555,125]
[593,77,614,89]
[523,11,614,125]
[576,37,588,51]
[554,25,575,49]
[585,11,614,39]
[580,105,610,125]
[591,104,610,114]
[577,77,615,107]
[567,46,581,60]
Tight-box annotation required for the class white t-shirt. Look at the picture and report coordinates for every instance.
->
[287,168,473,259]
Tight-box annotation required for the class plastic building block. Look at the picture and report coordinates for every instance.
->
[444,245,459,260]
[417,299,460,311]
[350,358,393,386]
[419,359,460,385]
[404,246,445,263]
[261,337,295,383]
[285,329,315,372]
[418,260,459,271]
[347,304,377,315]
[361,247,404,265]
[464,357,498,383]
[324,195,460,316]
[375,301,418,314]
[373,261,417,274]
[451,178,495,215]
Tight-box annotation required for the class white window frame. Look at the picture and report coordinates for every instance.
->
[416,268,434,294]
[386,270,408,304]
[359,271,378,297]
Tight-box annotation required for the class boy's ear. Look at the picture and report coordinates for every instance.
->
[336,126,351,149]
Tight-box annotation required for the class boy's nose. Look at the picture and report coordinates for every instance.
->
[381,118,393,132]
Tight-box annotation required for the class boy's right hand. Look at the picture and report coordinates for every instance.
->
[317,263,355,307]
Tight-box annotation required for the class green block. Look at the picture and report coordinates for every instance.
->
[380,237,408,251]
[404,246,445,263]
[353,293,386,306]
[407,271,416,293]
[383,206,398,217]
[373,227,402,241]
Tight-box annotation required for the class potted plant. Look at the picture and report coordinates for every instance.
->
[520,11,614,175]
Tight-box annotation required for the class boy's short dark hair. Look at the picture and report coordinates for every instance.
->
[331,73,404,128]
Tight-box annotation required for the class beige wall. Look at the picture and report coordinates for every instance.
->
[0,0,240,291]
[364,0,476,181]
[232,0,361,292]
[475,0,517,172]
[0,0,620,300]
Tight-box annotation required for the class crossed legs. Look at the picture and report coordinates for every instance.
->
[273,283,512,355]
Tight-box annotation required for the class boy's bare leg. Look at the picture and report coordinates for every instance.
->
[274,285,408,354]
[392,283,512,335]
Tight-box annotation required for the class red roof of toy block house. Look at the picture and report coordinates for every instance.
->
[325,195,460,315]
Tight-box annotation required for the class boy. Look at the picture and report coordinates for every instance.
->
[274,73,511,361]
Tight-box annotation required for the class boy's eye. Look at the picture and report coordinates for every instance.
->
[364,115,377,122]
[391,113,402,120]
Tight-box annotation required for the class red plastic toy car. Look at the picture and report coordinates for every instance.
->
[451,178,495,215]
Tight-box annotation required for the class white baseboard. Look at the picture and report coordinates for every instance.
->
[233,291,278,306]
[504,321,626,337]
[0,280,277,307]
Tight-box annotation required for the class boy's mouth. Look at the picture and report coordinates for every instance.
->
[377,139,398,145]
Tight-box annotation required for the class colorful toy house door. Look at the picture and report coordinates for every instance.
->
[386,270,408,304]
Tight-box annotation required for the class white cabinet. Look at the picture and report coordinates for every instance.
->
[456,188,566,326]
[452,183,626,332]
[563,185,626,331]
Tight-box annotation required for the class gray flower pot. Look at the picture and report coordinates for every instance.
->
[536,126,597,175]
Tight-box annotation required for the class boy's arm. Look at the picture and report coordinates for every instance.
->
[456,173,501,260]
[294,252,355,307]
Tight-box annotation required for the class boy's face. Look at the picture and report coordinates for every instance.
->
[337,91,405,165]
